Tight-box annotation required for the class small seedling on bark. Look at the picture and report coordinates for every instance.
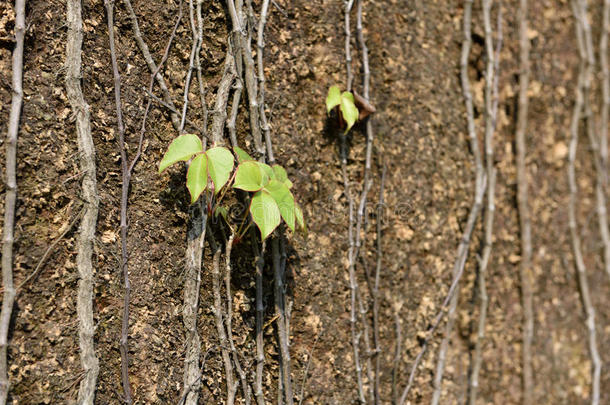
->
[326,85,376,133]
[159,135,305,239]
[326,85,358,133]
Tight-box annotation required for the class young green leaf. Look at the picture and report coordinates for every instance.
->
[215,205,229,222]
[186,154,208,203]
[264,179,295,231]
[272,165,288,182]
[340,91,359,133]
[234,146,255,163]
[326,85,341,114]
[159,134,203,173]
[233,161,268,191]
[250,190,281,240]
[205,146,234,194]
[272,165,293,188]
[256,161,275,180]
[295,203,306,231]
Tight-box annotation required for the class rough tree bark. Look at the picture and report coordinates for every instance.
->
[5,1,610,404]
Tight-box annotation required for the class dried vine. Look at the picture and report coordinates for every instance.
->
[195,0,209,134]
[579,0,610,283]
[469,2,501,403]
[391,307,402,404]
[210,237,237,404]
[341,0,368,401]
[253,3,271,405]
[123,0,182,131]
[272,233,293,405]
[344,0,355,92]
[180,2,207,401]
[227,0,264,156]
[17,207,83,291]
[252,0,295,402]
[515,0,534,402]
[208,47,238,404]
[224,233,252,404]
[372,160,385,405]
[0,0,25,403]
[569,1,602,403]
[601,2,610,273]
[104,1,150,400]
[602,0,610,183]
[252,238,267,405]
[127,1,231,402]
[355,1,379,403]
[338,1,386,402]
[66,0,100,402]
[182,194,207,405]
[429,0,485,403]
[258,0,274,164]
[402,174,486,405]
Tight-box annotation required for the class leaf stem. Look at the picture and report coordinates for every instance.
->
[216,167,238,205]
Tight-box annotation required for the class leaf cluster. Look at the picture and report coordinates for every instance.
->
[159,135,305,239]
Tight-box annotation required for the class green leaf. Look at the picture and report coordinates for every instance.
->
[295,203,305,231]
[233,161,268,191]
[256,162,275,180]
[159,134,203,173]
[215,205,229,222]
[250,190,281,240]
[234,146,255,163]
[205,146,234,194]
[340,91,359,133]
[272,165,293,188]
[272,165,288,182]
[326,85,341,114]
[264,179,295,231]
[186,154,208,204]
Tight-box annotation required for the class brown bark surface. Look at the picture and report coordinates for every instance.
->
[1,0,609,404]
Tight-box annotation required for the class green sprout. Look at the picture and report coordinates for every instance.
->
[326,85,359,133]
[159,135,305,240]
